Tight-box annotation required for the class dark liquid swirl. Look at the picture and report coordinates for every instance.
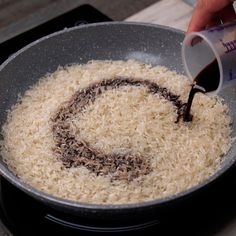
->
[51,77,188,181]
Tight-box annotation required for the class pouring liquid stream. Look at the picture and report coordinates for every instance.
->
[183,59,220,122]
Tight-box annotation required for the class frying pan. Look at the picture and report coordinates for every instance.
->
[0,22,236,222]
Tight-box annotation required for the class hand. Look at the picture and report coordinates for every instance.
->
[187,0,236,33]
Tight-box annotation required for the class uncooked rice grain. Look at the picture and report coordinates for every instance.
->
[0,60,232,204]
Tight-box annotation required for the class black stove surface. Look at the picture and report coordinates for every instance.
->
[1,4,236,236]
[0,4,112,65]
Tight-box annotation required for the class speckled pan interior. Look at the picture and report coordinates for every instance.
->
[0,22,235,217]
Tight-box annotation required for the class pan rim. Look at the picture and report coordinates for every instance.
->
[0,21,235,211]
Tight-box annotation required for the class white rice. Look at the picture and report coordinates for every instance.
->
[0,60,232,204]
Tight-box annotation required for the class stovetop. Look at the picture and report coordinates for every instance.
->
[1,4,236,236]
[0,4,112,65]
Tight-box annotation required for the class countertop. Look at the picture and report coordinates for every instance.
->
[126,0,193,31]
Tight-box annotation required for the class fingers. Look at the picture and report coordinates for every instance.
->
[187,0,236,33]
[205,18,222,29]
[219,4,236,23]
[187,6,215,33]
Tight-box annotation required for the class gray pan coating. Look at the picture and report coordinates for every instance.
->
[0,22,235,219]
